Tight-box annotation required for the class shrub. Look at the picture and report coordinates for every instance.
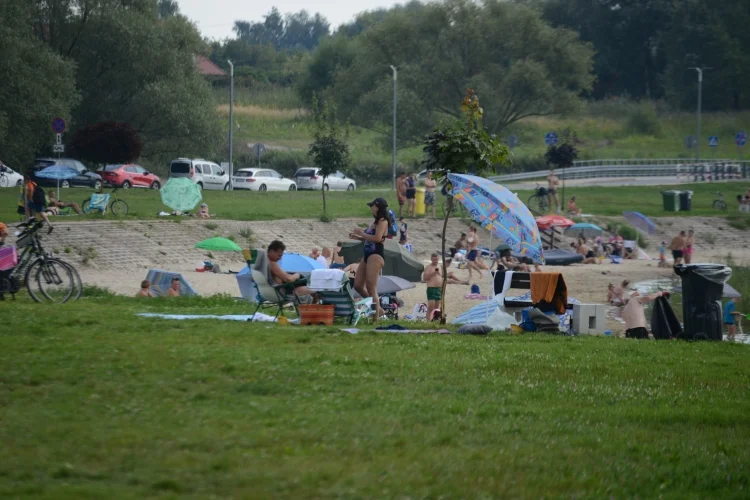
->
[616,224,648,249]
[204,222,218,230]
[627,102,663,137]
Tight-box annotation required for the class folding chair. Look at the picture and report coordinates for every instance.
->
[249,269,300,321]
[309,271,373,326]
[84,193,110,214]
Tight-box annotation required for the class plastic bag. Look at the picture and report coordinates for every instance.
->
[485,308,519,331]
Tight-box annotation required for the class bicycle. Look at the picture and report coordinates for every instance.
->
[713,191,727,211]
[2,220,79,303]
[82,187,129,215]
[441,195,468,219]
[527,184,550,214]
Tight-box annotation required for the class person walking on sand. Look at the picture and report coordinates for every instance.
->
[424,171,437,219]
[465,226,483,280]
[547,169,560,213]
[423,253,444,321]
[350,197,391,319]
[669,231,686,266]
[684,229,695,264]
[396,172,407,218]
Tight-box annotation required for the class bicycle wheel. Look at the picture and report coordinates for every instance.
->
[713,200,727,211]
[59,260,82,301]
[28,258,75,303]
[527,194,548,214]
[110,199,128,216]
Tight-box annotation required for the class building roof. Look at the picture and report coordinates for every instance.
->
[194,55,226,77]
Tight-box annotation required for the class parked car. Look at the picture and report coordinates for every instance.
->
[232,168,297,191]
[168,158,229,190]
[0,164,23,187]
[97,164,162,189]
[30,158,103,190]
[292,167,356,191]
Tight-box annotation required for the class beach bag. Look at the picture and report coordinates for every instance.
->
[32,183,45,206]
[471,284,480,294]
[386,209,399,237]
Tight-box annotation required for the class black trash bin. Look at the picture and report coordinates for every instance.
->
[679,190,693,211]
[674,264,731,341]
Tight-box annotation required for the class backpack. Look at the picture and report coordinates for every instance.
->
[31,183,45,206]
[386,209,399,237]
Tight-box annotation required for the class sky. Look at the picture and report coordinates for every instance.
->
[177,0,404,40]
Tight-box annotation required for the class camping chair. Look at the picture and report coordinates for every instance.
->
[309,270,373,326]
[249,268,301,321]
[84,193,110,214]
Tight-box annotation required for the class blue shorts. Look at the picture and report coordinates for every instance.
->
[330,263,346,270]
[725,321,735,326]
[27,201,45,213]
[467,250,478,262]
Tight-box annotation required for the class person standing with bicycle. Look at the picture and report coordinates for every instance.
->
[547,169,560,214]
[24,172,53,233]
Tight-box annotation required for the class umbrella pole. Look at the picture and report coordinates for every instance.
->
[486,232,493,322]
[57,178,60,200]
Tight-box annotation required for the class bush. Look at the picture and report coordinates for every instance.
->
[616,223,648,249]
[627,102,663,137]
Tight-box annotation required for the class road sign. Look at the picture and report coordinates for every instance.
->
[684,135,697,148]
[51,117,66,134]
[736,131,747,147]
[545,132,558,146]
[53,144,65,153]
[507,135,519,148]
[252,143,266,158]
[56,133,62,145]
[708,136,719,147]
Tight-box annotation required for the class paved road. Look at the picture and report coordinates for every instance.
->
[503,176,745,190]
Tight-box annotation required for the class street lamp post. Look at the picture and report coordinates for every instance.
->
[390,65,397,190]
[228,60,235,190]
[689,67,708,163]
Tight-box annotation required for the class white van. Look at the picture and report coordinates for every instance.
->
[169,158,229,190]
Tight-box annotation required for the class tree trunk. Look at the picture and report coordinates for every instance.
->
[439,196,452,325]
[322,176,327,214]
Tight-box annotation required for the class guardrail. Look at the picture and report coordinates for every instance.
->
[488,159,750,183]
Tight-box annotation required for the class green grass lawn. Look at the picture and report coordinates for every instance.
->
[2,181,750,225]
[2,293,750,497]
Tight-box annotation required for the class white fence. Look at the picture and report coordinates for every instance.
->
[488,159,750,183]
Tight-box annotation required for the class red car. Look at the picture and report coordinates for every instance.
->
[98,164,162,189]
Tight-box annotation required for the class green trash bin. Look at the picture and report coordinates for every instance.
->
[662,191,680,212]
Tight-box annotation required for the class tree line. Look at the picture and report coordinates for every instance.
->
[1,0,221,169]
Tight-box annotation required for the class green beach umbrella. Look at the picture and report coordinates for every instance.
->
[195,237,242,252]
[160,177,202,212]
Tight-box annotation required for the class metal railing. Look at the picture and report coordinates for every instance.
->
[488,159,750,183]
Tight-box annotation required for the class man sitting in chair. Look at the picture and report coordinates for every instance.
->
[267,240,317,302]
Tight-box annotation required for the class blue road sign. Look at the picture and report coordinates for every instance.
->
[708,136,719,148]
[545,132,558,146]
[51,117,66,134]
[736,131,747,147]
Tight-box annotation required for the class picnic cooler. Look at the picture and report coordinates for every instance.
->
[0,246,18,271]
[299,304,335,326]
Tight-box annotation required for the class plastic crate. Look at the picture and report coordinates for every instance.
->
[299,304,335,326]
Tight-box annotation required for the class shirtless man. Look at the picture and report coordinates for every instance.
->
[684,229,695,264]
[423,253,444,321]
[48,191,82,215]
[396,171,407,218]
[547,169,560,213]
[424,171,437,219]
[268,240,316,299]
[443,257,469,284]
[166,277,180,297]
[669,231,686,266]
[136,280,156,297]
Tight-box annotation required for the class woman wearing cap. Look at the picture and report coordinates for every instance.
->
[197,203,210,219]
[350,197,391,318]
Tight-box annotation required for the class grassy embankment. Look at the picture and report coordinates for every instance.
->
[1,292,750,497]
[2,182,750,225]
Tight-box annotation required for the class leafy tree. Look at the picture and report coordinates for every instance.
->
[308,97,351,215]
[304,0,594,147]
[69,121,143,165]
[0,0,78,167]
[233,8,329,51]
[423,90,511,323]
[156,0,180,19]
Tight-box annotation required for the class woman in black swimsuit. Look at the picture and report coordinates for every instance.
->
[405,174,417,218]
[350,197,391,318]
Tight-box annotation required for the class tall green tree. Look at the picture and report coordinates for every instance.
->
[303,0,594,147]
[423,90,511,323]
[308,97,351,215]
[0,0,78,167]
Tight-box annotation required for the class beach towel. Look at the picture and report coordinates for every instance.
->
[530,272,567,314]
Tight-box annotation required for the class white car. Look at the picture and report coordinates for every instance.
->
[169,158,229,190]
[0,164,23,187]
[232,168,297,191]
[293,167,356,191]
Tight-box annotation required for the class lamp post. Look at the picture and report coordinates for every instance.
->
[390,65,397,190]
[689,67,708,163]
[228,60,235,190]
